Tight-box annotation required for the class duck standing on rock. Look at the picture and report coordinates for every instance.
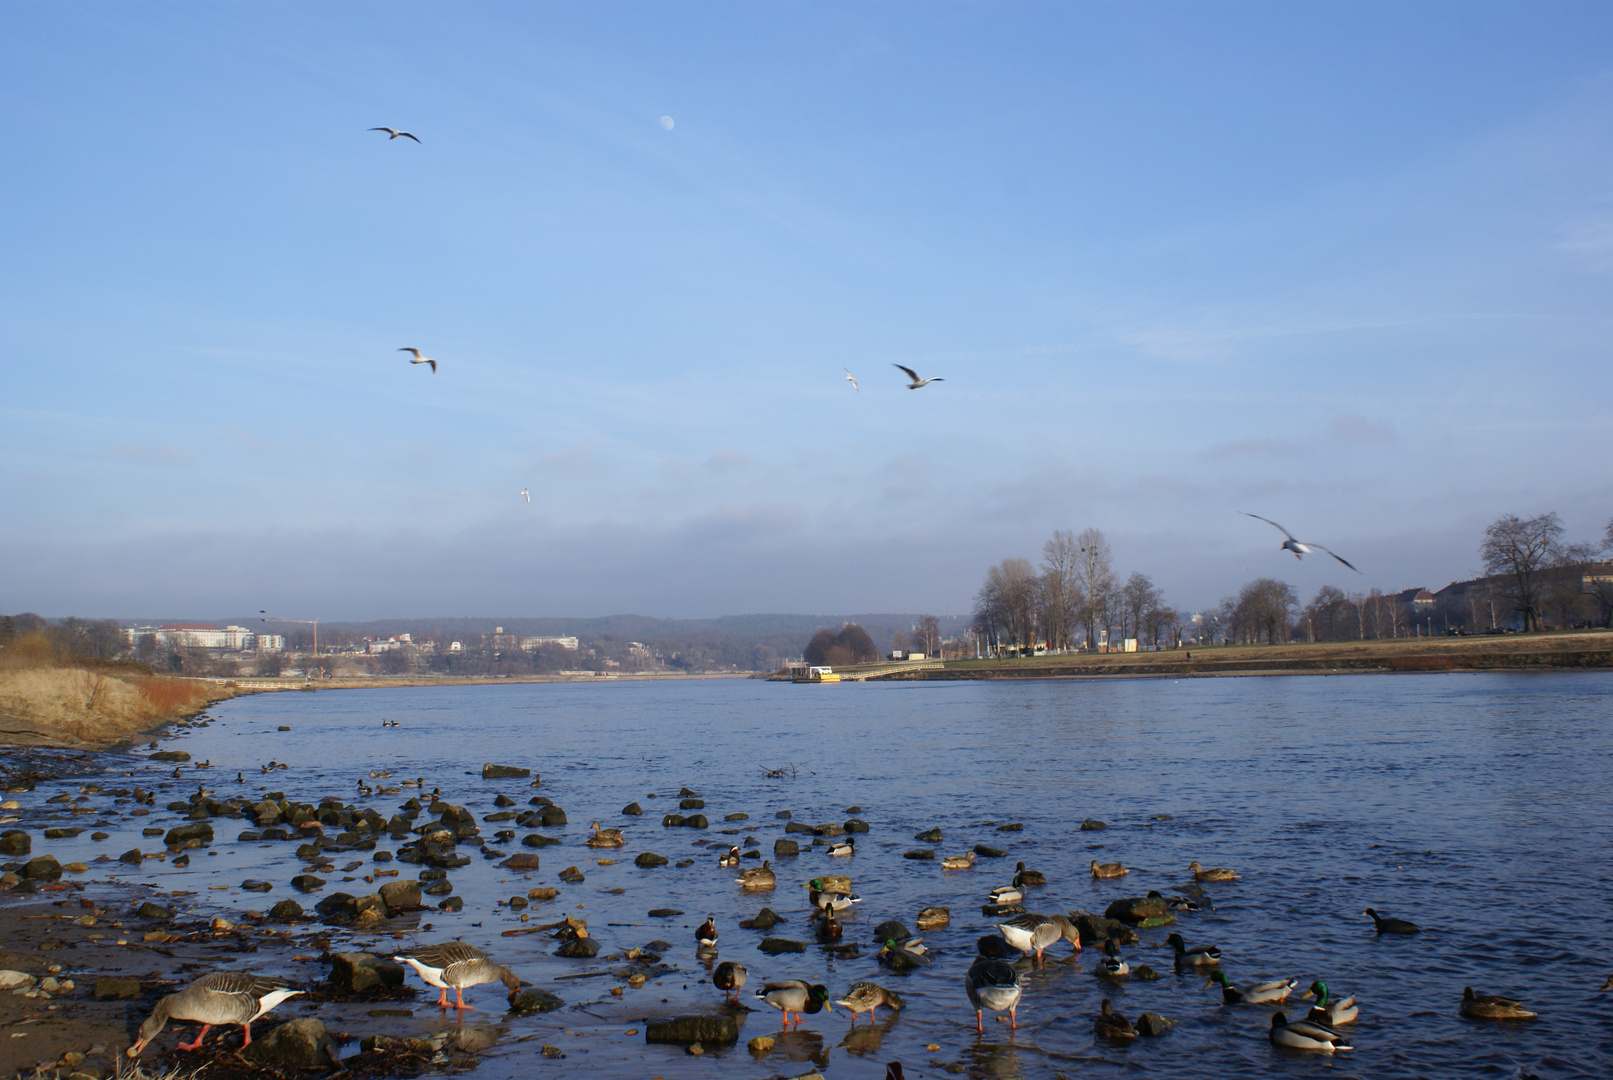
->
[394,942,521,1010]
[756,980,832,1027]
[713,960,747,1001]
[697,918,719,948]
[965,956,1023,1032]
[127,973,303,1056]
[1365,907,1419,934]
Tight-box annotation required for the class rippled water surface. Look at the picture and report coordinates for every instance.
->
[18,672,1613,1078]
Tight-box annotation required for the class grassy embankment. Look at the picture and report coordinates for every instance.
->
[0,635,230,748]
[852,628,1613,681]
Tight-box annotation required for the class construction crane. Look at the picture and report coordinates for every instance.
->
[259,611,320,656]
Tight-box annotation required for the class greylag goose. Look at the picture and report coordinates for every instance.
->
[394,941,520,1010]
[127,972,302,1056]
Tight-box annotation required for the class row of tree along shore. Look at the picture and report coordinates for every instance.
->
[968,512,1613,657]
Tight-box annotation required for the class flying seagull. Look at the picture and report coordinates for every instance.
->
[893,363,943,389]
[399,347,436,373]
[520,489,530,504]
[369,127,421,143]
[844,368,858,391]
[1240,512,1360,573]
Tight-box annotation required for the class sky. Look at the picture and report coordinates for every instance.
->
[4,1,1612,621]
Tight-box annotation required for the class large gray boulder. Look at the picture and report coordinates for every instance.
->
[645,1014,739,1045]
[378,879,422,912]
[243,1018,340,1068]
[482,764,530,779]
[329,952,404,993]
[1,830,32,856]
[22,856,61,881]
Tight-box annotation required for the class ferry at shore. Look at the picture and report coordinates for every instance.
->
[791,665,842,683]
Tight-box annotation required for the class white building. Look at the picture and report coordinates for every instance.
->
[522,635,579,651]
[124,623,281,653]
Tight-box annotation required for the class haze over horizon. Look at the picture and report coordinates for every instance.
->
[5,3,1611,622]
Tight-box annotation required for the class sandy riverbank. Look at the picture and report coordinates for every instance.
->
[0,668,232,750]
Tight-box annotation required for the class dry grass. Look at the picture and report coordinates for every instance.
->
[0,667,226,747]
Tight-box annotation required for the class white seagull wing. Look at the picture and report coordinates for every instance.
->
[1239,511,1296,542]
[399,347,421,358]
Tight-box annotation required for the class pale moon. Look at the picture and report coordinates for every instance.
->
[659,115,674,131]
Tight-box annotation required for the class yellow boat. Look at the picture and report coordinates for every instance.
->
[792,666,842,683]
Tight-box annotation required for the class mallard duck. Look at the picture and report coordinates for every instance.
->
[737,860,776,889]
[878,937,930,972]
[998,912,1060,962]
[1205,970,1295,1004]
[836,981,903,1025]
[1093,998,1136,1041]
[718,845,740,867]
[818,907,844,942]
[1013,861,1046,886]
[696,918,718,947]
[1165,932,1220,967]
[807,877,861,912]
[1365,907,1419,934]
[1269,1011,1352,1052]
[127,973,303,1056]
[1188,860,1238,881]
[1148,888,1208,913]
[965,957,1022,1032]
[1090,859,1128,879]
[987,883,1024,905]
[586,820,624,848]
[826,838,856,857]
[1096,937,1130,978]
[942,851,976,870]
[395,942,521,1010]
[1459,986,1537,1021]
[756,980,832,1026]
[1302,981,1358,1025]
[713,960,747,1001]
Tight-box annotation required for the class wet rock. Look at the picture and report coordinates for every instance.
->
[92,977,141,1000]
[558,866,585,883]
[843,819,869,833]
[774,838,800,857]
[1071,911,1138,945]
[43,827,82,839]
[679,798,705,810]
[635,852,668,868]
[1104,896,1173,926]
[748,1035,775,1053]
[243,1017,340,1068]
[622,802,643,816]
[774,810,791,819]
[269,899,304,920]
[330,952,405,993]
[242,880,273,893]
[973,844,1008,858]
[724,812,749,821]
[521,834,560,848]
[784,820,813,834]
[360,1035,435,1055]
[739,908,783,930]
[916,906,951,930]
[872,920,912,942]
[509,988,564,1014]
[556,937,599,958]
[661,814,686,828]
[996,822,1024,832]
[1080,818,1108,831]
[0,831,30,857]
[379,879,422,911]
[757,937,806,955]
[0,871,22,889]
[645,1014,738,1045]
[976,934,1017,959]
[903,849,935,860]
[373,850,394,863]
[493,794,515,808]
[1134,964,1161,981]
[539,806,567,827]
[142,827,165,838]
[982,902,1025,917]
[648,907,684,917]
[683,815,708,829]
[481,764,530,779]
[22,855,62,880]
[149,751,190,762]
[0,970,35,990]
[914,827,942,842]
[501,854,543,873]
[292,875,326,892]
[164,822,214,847]
[1136,1010,1176,1035]
[437,897,463,911]
[528,887,558,900]
[423,880,453,896]
[136,901,172,919]
[119,848,143,864]
[814,823,844,838]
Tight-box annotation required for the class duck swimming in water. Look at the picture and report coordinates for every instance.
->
[1365,907,1419,934]
[1206,970,1295,1005]
[1188,859,1239,881]
[1013,861,1046,886]
[1269,1011,1352,1053]
[1302,981,1358,1025]
[1459,986,1537,1021]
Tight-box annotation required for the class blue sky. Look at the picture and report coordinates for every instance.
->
[4,2,1612,620]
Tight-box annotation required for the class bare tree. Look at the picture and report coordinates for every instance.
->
[1234,578,1298,643]
[1480,512,1564,631]
[910,615,941,656]
[1039,531,1085,651]
[1074,529,1115,649]
[1121,572,1161,645]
